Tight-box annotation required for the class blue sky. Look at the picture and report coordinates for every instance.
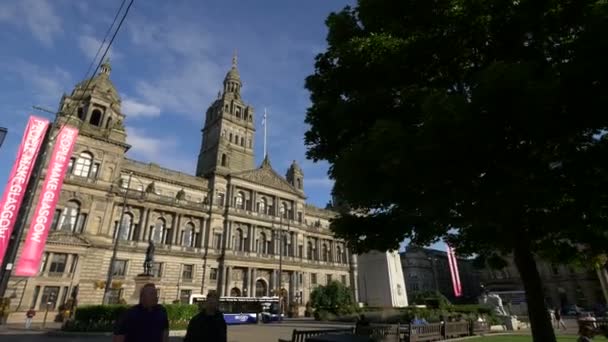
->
[0,0,445,252]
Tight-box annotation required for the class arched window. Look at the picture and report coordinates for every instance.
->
[77,107,85,120]
[90,109,102,126]
[117,212,133,240]
[234,228,244,251]
[258,198,267,214]
[297,178,302,189]
[151,218,165,244]
[181,222,194,247]
[307,241,313,260]
[57,200,81,232]
[221,154,227,167]
[337,246,343,264]
[235,192,244,209]
[258,232,267,254]
[255,279,267,297]
[322,244,329,262]
[106,117,113,129]
[73,152,93,177]
[240,136,244,146]
[229,133,233,142]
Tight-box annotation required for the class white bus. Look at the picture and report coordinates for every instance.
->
[189,295,281,324]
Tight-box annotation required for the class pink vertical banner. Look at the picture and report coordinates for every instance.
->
[0,116,50,265]
[446,244,463,297]
[15,125,79,277]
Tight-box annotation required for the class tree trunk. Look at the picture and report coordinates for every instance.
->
[513,244,556,342]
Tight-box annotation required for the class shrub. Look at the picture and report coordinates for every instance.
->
[311,281,355,317]
[63,304,199,332]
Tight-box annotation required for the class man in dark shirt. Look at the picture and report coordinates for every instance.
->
[113,283,169,342]
[184,291,227,342]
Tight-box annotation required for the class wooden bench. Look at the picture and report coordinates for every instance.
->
[355,324,401,342]
[407,323,442,342]
[278,328,355,342]
[443,322,469,339]
[469,321,489,335]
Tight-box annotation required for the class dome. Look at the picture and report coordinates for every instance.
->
[225,66,241,82]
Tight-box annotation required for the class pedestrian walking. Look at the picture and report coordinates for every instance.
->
[25,307,36,329]
[555,307,567,330]
[184,291,227,342]
[578,324,595,342]
[113,283,169,342]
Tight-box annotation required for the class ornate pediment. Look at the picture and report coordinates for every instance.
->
[231,157,304,197]
[47,231,91,247]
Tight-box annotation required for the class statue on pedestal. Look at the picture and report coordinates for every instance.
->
[143,240,155,276]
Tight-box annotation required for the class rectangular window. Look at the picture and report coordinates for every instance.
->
[75,213,87,233]
[299,273,303,285]
[90,163,100,179]
[40,286,60,309]
[297,212,303,222]
[113,260,128,277]
[108,288,123,305]
[30,286,41,309]
[152,262,163,277]
[51,210,62,230]
[49,254,68,275]
[193,232,200,248]
[210,268,218,280]
[341,275,347,285]
[326,274,332,284]
[213,233,222,249]
[182,264,194,281]
[180,290,192,304]
[311,273,317,285]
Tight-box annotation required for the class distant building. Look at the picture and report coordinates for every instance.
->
[358,251,408,307]
[478,256,605,310]
[400,246,482,303]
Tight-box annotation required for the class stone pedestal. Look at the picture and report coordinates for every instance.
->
[501,315,520,330]
[131,275,159,303]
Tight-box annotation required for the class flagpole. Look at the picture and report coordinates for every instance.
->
[263,108,268,158]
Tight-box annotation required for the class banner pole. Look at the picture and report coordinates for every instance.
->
[0,126,52,301]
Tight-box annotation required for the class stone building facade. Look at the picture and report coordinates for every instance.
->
[478,256,605,310]
[400,246,482,304]
[4,58,356,319]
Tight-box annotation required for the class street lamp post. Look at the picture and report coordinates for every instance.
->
[103,172,133,304]
[0,127,7,149]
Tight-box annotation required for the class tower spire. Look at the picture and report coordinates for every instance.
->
[263,108,268,158]
[100,57,111,76]
[232,49,238,69]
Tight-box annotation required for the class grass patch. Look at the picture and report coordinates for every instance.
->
[471,335,608,342]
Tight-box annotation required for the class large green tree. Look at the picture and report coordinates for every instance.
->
[304,1,608,341]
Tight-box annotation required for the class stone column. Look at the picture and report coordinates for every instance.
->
[225,266,232,296]
[139,208,150,241]
[174,214,182,245]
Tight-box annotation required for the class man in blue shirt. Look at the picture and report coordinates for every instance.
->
[113,283,169,342]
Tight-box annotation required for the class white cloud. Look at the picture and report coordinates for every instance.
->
[306,177,334,188]
[121,98,161,118]
[0,0,62,47]
[126,126,195,174]
[78,35,121,61]
[5,60,71,105]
